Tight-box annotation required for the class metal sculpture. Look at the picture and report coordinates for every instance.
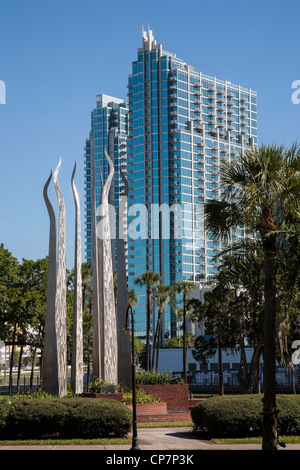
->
[92,149,118,384]
[53,158,67,397]
[71,161,83,394]
[42,170,58,395]
[117,167,131,389]
[42,150,118,394]
[98,149,118,383]
[42,158,67,397]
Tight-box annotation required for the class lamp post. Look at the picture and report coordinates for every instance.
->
[125,305,140,451]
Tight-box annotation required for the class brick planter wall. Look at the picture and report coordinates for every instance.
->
[126,402,167,414]
[81,392,124,403]
[138,384,189,411]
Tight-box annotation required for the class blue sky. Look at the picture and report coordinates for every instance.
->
[0,0,299,268]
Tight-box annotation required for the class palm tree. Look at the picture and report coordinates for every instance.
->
[204,143,300,450]
[152,284,172,370]
[173,280,196,383]
[128,288,137,308]
[134,271,160,370]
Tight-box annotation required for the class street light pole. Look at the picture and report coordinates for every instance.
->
[125,305,140,451]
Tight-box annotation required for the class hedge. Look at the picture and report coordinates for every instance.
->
[0,397,132,440]
[135,369,183,384]
[191,395,300,438]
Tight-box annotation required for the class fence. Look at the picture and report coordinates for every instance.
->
[0,368,93,395]
[189,369,300,396]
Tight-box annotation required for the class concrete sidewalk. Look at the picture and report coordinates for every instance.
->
[0,427,299,451]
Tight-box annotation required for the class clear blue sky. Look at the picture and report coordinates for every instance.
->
[0,0,299,268]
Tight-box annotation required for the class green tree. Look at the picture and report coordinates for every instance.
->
[134,271,160,370]
[191,286,236,395]
[173,280,196,383]
[215,245,265,393]
[127,288,137,308]
[204,143,300,450]
[152,284,172,370]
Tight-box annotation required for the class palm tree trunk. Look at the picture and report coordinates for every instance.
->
[155,314,163,371]
[262,235,278,450]
[250,341,262,394]
[9,324,17,395]
[30,347,37,390]
[17,344,23,394]
[290,362,296,394]
[146,288,151,371]
[183,294,187,383]
[217,335,224,396]
[239,331,250,393]
[152,310,162,370]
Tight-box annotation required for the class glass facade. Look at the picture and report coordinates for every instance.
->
[84,29,257,345]
[126,29,257,341]
[84,94,128,268]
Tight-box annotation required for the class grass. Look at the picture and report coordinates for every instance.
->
[138,421,193,428]
[212,436,300,444]
[0,437,132,446]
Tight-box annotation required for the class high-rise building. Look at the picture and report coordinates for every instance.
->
[126,28,257,341]
[84,94,128,268]
[84,28,257,345]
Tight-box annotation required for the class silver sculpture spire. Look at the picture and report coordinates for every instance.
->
[53,157,67,396]
[71,161,83,394]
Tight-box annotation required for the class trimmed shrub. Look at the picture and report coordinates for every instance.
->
[276,395,300,435]
[191,395,300,438]
[123,389,161,404]
[89,378,120,393]
[135,369,183,384]
[0,398,132,440]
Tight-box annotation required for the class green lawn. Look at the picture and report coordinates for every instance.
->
[212,436,300,444]
[0,437,132,445]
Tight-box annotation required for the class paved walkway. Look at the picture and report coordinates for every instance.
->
[0,427,299,451]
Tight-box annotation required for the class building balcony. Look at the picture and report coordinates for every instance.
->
[240,95,248,102]
[196,141,205,147]
[207,102,216,109]
[194,123,204,132]
[193,90,201,96]
[211,144,220,151]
